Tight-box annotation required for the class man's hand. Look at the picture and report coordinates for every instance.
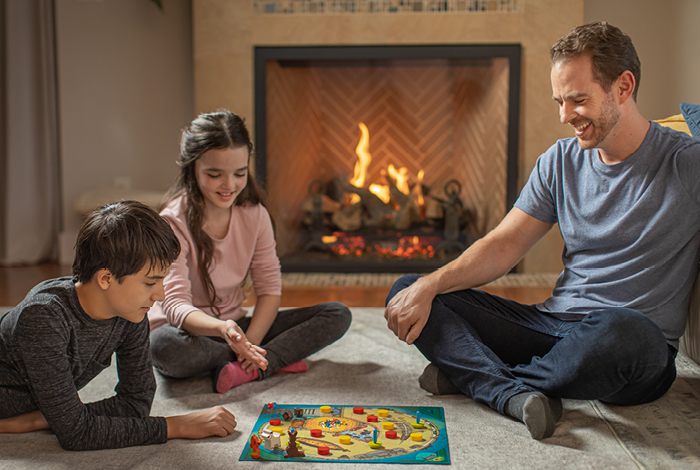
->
[384,278,435,344]
[166,406,237,439]
[0,410,50,434]
[220,320,268,370]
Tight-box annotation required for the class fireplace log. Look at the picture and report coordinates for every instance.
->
[300,194,341,213]
[331,202,363,231]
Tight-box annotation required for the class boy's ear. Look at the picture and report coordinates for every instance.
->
[94,269,114,291]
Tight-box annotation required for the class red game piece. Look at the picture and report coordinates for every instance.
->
[311,429,323,437]
[385,430,398,439]
[318,446,330,455]
[269,419,281,426]
[250,435,262,459]
[367,415,378,422]
[353,407,365,414]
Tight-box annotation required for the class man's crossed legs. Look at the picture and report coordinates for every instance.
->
[387,275,677,439]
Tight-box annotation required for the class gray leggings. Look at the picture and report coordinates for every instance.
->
[149,302,351,380]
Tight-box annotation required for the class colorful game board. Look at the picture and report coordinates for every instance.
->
[240,404,449,464]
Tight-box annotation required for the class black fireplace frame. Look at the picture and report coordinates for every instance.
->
[253,44,521,272]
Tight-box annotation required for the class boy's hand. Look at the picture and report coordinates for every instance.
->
[166,406,237,439]
[220,320,268,370]
[0,410,50,434]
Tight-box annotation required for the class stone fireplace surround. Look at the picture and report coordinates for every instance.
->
[192,0,584,273]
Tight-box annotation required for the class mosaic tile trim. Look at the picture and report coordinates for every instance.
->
[254,0,521,14]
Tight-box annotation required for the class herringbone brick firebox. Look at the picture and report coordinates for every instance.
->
[255,45,520,272]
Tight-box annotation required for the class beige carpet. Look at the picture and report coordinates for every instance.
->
[2,307,700,469]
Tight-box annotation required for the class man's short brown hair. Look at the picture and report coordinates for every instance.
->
[550,22,641,101]
[72,200,180,283]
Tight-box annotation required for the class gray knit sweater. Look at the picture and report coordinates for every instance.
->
[0,278,167,450]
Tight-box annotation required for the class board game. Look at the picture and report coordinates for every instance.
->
[240,404,449,464]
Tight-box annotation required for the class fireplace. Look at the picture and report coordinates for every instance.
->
[254,44,520,272]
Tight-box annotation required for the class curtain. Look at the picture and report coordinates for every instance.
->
[0,0,61,265]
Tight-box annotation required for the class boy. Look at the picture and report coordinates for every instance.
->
[0,201,267,450]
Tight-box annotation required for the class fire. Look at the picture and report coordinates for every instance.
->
[369,183,390,204]
[413,170,425,207]
[350,123,425,212]
[322,232,437,259]
[349,122,371,188]
[387,164,410,195]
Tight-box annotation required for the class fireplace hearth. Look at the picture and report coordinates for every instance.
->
[255,45,520,272]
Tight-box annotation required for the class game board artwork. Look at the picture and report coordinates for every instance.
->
[240,404,450,464]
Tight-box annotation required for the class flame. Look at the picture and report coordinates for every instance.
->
[414,170,425,206]
[349,123,427,213]
[322,235,338,244]
[350,122,372,188]
[388,164,410,195]
[369,184,391,204]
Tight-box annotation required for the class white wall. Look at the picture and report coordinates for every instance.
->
[55,0,193,264]
[584,0,700,119]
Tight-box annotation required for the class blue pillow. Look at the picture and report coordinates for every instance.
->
[681,102,700,138]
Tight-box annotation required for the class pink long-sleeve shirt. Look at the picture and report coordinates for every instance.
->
[148,196,282,330]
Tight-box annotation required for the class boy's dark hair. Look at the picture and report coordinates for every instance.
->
[72,200,181,284]
[550,21,641,101]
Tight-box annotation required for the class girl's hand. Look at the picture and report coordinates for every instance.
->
[220,320,268,370]
[236,350,266,373]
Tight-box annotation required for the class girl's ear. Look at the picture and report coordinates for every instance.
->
[94,269,113,291]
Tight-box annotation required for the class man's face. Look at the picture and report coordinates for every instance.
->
[104,263,168,323]
[551,55,621,151]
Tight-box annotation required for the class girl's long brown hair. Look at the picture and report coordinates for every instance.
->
[162,111,268,316]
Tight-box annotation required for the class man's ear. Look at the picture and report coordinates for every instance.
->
[94,269,113,291]
[616,70,636,105]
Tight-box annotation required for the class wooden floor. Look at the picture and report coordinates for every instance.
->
[0,263,553,308]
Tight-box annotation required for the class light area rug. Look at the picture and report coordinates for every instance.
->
[1,307,700,469]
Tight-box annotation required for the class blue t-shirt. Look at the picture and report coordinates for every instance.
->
[515,122,700,346]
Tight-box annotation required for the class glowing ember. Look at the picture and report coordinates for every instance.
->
[322,232,437,259]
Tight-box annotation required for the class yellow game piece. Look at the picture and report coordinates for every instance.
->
[382,422,394,430]
[271,426,283,434]
[368,441,382,449]
[339,435,352,445]
[320,405,332,413]
[411,422,425,429]
[377,409,389,417]
[410,432,423,442]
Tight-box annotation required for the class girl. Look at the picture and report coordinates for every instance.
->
[149,110,351,393]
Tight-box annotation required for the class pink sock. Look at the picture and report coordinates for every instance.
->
[216,362,259,393]
[276,360,309,374]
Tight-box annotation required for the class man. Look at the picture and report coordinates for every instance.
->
[0,201,267,450]
[385,22,700,440]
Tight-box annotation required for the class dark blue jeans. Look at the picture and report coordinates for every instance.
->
[387,275,677,414]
